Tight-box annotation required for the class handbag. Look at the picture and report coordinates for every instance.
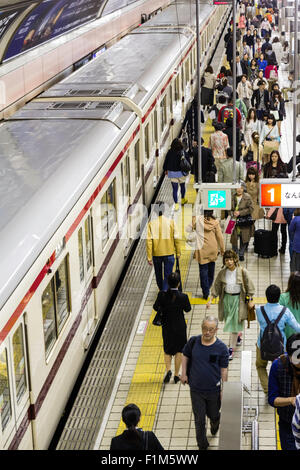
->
[243,148,254,163]
[225,217,236,234]
[236,215,255,227]
[263,127,280,154]
[180,151,191,174]
[185,224,197,248]
[268,207,279,221]
[241,269,256,328]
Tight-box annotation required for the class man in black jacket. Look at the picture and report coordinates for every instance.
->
[191,138,216,183]
[251,80,270,120]
[243,29,254,48]
[221,117,241,161]
[240,53,250,75]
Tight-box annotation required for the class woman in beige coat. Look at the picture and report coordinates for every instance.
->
[230,182,254,262]
[207,250,255,360]
[245,167,264,221]
[192,210,225,300]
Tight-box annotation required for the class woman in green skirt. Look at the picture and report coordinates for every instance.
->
[279,272,300,340]
[207,250,255,360]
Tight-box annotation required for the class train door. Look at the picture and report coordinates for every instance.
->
[0,319,31,448]
[78,211,96,349]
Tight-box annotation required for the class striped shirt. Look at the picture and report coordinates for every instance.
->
[292,394,300,449]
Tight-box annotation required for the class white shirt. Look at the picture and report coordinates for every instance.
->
[225,268,241,294]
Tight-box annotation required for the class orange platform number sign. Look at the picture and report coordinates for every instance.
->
[260,183,282,207]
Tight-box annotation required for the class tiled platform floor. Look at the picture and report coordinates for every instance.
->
[97,26,299,454]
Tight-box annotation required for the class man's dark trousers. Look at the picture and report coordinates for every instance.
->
[190,390,221,449]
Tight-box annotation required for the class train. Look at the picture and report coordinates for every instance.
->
[0,0,230,449]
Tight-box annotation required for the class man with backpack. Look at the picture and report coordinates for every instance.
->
[255,285,300,401]
[268,333,300,450]
[181,317,229,450]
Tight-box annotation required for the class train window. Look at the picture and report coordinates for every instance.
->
[160,96,167,132]
[78,228,84,283]
[42,256,70,358]
[181,69,185,94]
[154,110,158,143]
[42,282,56,358]
[56,258,70,334]
[169,86,173,113]
[134,141,141,183]
[123,153,130,197]
[12,324,27,404]
[144,123,150,161]
[85,216,93,272]
[175,74,180,102]
[190,51,193,75]
[0,349,12,431]
[101,179,117,247]
[185,60,190,83]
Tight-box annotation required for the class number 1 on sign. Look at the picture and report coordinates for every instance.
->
[267,187,275,203]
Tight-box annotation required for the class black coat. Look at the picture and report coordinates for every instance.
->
[163,149,182,172]
[240,60,249,75]
[153,290,191,356]
[191,145,216,182]
[110,430,164,451]
[265,50,277,65]
[286,154,300,174]
[251,89,270,110]
[226,37,233,61]
[243,34,254,47]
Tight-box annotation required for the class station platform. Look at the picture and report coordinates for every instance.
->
[96,174,287,451]
[96,32,299,453]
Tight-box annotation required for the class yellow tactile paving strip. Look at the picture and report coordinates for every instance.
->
[116,177,197,435]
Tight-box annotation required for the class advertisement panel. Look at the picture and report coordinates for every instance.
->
[4,0,105,61]
[0,6,27,41]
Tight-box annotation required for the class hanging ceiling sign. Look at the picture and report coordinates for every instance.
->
[3,0,106,61]
[260,179,300,208]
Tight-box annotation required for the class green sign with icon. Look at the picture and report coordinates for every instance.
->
[207,190,227,209]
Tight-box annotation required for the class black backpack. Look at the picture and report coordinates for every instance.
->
[260,306,286,361]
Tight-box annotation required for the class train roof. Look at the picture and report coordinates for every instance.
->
[0,109,135,310]
[142,1,214,29]
[38,29,193,110]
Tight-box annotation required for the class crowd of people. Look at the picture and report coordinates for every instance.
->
[111,0,300,452]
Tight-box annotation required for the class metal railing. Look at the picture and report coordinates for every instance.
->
[219,351,259,450]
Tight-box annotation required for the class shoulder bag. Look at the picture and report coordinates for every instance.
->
[243,146,254,163]
[263,127,280,155]
[236,214,255,227]
[267,207,279,221]
[241,268,255,328]
[179,150,191,175]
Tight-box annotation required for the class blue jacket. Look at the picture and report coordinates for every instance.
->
[289,216,300,253]
[283,208,296,226]
[257,59,268,74]
[256,303,300,349]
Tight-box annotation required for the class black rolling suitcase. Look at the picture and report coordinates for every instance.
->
[254,219,277,258]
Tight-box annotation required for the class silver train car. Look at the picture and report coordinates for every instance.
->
[0,0,230,449]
